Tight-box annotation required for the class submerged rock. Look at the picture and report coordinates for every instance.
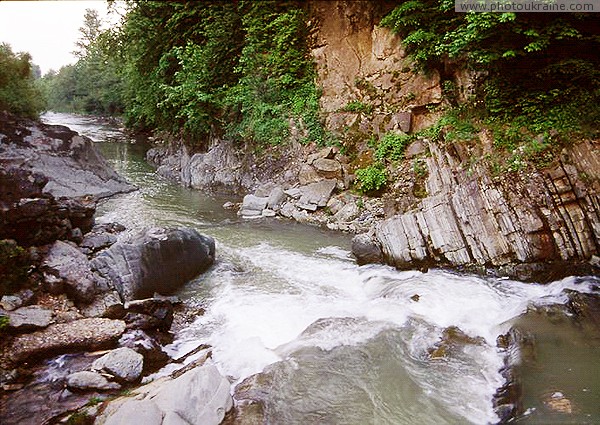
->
[92,227,215,301]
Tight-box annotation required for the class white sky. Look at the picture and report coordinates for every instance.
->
[0,0,116,75]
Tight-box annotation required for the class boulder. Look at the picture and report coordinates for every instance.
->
[118,330,170,374]
[92,347,144,383]
[0,295,23,311]
[43,240,103,303]
[351,233,383,266]
[267,186,287,211]
[96,360,233,425]
[239,194,268,217]
[297,179,337,211]
[67,371,121,391]
[92,227,215,301]
[313,158,342,179]
[7,306,53,331]
[81,291,124,319]
[7,318,126,364]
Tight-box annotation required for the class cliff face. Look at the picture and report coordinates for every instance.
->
[309,0,442,140]
[371,138,600,279]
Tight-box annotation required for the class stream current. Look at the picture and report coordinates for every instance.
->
[42,112,600,424]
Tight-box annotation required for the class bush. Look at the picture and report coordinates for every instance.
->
[375,132,413,161]
[355,164,387,194]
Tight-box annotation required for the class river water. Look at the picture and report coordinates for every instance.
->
[42,112,600,425]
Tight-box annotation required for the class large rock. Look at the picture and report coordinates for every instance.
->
[92,227,215,301]
[92,347,144,383]
[43,240,104,303]
[0,110,135,199]
[96,360,233,425]
[373,140,600,279]
[239,194,268,217]
[351,233,383,266]
[296,179,337,211]
[7,318,126,364]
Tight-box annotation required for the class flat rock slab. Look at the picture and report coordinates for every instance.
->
[8,305,53,330]
[7,318,126,364]
[97,360,232,425]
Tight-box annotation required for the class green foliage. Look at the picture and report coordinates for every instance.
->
[342,101,373,114]
[0,240,31,297]
[375,132,413,161]
[381,2,600,144]
[0,43,45,118]
[355,164,387,194]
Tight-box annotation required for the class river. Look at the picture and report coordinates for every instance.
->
[41,112,600,424]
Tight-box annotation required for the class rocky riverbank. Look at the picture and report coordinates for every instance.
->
[0,112,230,424]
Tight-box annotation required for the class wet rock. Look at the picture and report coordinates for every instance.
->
[7,305,53,331]
[43,240,102,303]
[80,232,117,255]
[97,360,233,425]
[118,330,170,374]
[261,208,276,218]
[239,194,268,217]
[92,227,215,301]
[7,318,126,364]
[351,233,383,265]
[567,292,600,334]
[123,297,174,331]
[92,347,144,383]
[67,371,121,391]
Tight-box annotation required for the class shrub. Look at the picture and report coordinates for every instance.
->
[0,240,31,297]
[375,132,413,161]
[355,164,387,194]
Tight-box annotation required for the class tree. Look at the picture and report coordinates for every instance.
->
[0,43,45,118]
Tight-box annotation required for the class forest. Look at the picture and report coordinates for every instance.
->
[2,0,599,162]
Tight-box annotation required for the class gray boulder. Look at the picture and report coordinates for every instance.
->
[297,179,337,211]
[267,186,287,211]
[92,227,215,301]
[43,240,104,303]
[239,194,268,217]
[92,347,144,383]
[67,371,121,391]
[351,233,383,266]
[97,360,232,425]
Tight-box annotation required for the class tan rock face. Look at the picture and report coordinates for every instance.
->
[309,0,442,137]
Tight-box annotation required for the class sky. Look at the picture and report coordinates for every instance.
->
[0,0,116,75]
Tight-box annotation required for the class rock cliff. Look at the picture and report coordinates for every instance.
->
[365,138,600,280]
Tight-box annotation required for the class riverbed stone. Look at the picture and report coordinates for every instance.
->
[7,318,126,364]
[267,186,287,210]
[313,158,342,179]
[351,233,383,265]
[0,295,23,311]
[92,227,215,301]
[239,194,268,217]
[67,371,121,391]
[92,347,144,383]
